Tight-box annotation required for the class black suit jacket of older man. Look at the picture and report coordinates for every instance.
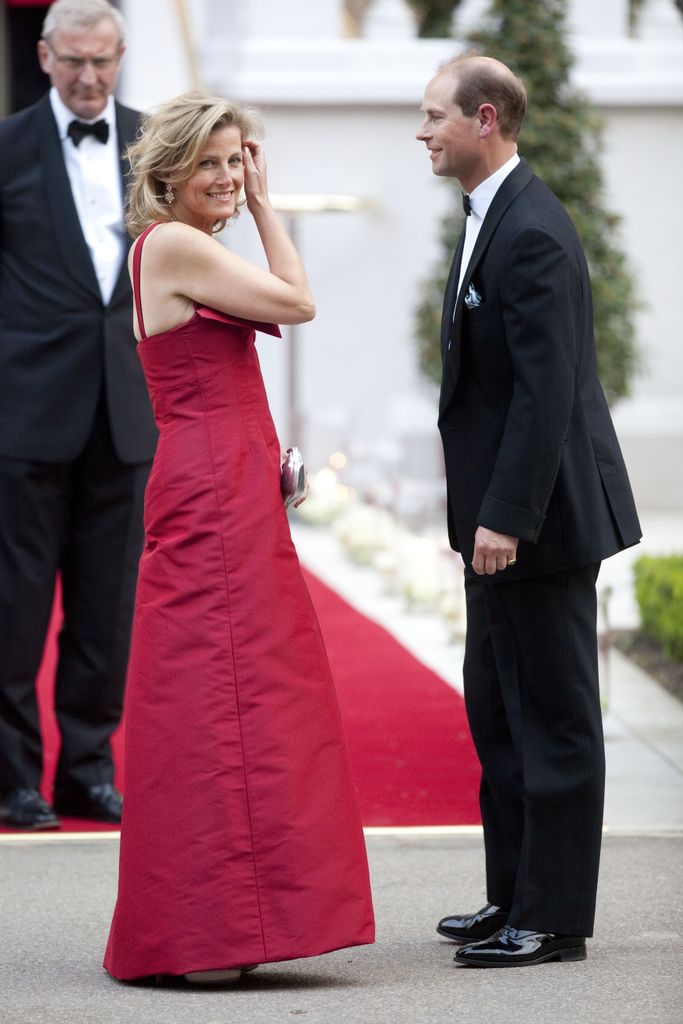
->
[438,158,641,577]
[0,94,156,464]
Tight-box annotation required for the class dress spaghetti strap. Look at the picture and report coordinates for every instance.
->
[132,223,160,341]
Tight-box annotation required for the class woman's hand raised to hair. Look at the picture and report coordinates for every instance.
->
[242,140,269,211]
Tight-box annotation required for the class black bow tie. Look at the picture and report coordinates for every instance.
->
[462,192,472,216]
[67,119,109,147]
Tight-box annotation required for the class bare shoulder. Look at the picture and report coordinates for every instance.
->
[144,220,205,255]
[129,221,207,276]
[148,220,200,244]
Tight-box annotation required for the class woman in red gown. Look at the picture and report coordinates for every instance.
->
[103,92,374,983]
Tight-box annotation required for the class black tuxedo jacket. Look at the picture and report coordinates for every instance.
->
[438,158,641,580]
[0,94,156,464]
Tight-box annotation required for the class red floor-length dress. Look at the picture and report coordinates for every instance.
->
[104,225,374,980]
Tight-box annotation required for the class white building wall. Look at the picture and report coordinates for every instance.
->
[119,0,683,511]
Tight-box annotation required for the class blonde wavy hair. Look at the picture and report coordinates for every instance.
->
[126,91,264,238]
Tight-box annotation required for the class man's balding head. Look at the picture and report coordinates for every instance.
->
[438,54,527,141]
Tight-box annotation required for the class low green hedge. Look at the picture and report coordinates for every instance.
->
[633,555,683,662]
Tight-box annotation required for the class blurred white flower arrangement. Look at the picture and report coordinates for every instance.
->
[295,451,466,640]
[294,453,356,526]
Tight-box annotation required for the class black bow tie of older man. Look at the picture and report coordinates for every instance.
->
[67,119,109,147]
[462,192,472,216]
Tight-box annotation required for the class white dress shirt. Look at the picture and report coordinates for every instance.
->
[49,87,125,305]
[456,152,521,298]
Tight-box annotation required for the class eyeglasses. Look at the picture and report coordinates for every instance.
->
[46,44,121,71]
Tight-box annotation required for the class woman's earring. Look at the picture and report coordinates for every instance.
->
[164,183,175,205]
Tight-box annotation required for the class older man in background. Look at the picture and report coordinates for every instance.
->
[0,0,156,829]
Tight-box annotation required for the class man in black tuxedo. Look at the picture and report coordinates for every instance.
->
[417,55,641,966]
[0,0,156,829]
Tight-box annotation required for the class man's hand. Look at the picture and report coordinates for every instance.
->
[472,526,518,576]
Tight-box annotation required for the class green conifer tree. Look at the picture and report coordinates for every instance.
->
[414,0,639,403]
[407,0,461,36]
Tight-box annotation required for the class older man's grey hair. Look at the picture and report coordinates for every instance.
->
[42,0,126,44]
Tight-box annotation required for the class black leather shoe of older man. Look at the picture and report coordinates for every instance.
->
[0,788,60,830]
[53,783,122,823]
[454,926,587,967]
[437,903,508,943]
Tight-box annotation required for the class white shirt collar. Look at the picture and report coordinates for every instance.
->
[49,86,116,141]
[468,152,521,221]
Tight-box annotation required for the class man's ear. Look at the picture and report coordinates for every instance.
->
[37,39,51,75]
[478,103,498,139]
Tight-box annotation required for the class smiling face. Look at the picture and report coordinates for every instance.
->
[171,126,244,234]
[416,72,482,190]
[38,17,123,120]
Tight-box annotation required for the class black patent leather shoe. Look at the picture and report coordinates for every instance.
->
[53,783,122,823]
[437,903,508,943]
[454,925,587,967]
[0,788,60,830]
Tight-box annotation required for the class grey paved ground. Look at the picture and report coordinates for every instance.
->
[1,831,681,1024]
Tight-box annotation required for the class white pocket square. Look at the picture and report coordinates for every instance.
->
[464,283,482,309]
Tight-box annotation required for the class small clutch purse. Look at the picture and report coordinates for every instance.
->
[280,446,306,510]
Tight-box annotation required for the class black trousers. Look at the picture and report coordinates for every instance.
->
[463,564,604,937]
[0,394,150,795]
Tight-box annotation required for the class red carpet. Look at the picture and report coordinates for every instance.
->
[1,571,480,832]
[305,572,480,826]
